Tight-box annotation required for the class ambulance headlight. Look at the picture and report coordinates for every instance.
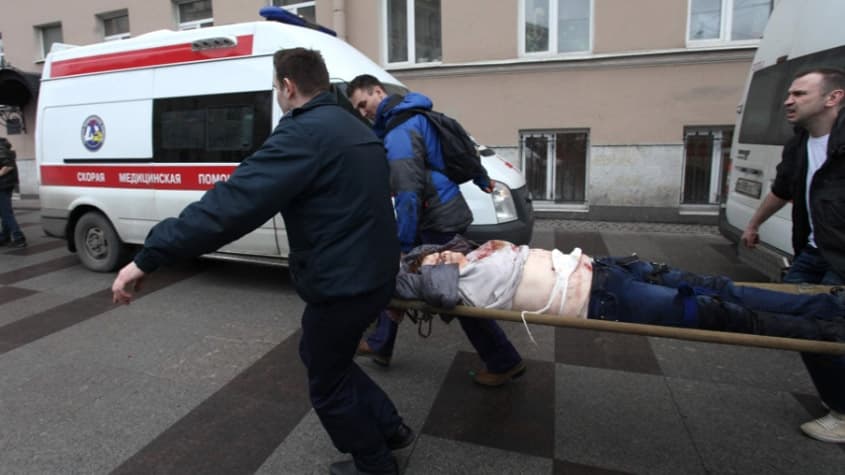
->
[491,181,518,223]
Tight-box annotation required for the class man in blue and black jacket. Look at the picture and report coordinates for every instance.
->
[348,75,524,387]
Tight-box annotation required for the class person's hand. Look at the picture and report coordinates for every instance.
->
[111,261,146,305]
[740,226,760,249]
[482,183,493,193]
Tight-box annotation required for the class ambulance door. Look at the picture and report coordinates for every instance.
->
[150,87,281,257]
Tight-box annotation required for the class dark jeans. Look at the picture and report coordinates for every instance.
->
[299,281,402,474]
[783,246,845,285]
[367,229,522,373]
[588,257,845,413]
[0,189,23,241]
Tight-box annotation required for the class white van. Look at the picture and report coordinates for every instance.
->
[37,8,534,272]
[719,0,845,280]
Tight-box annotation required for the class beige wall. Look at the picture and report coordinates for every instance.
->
[396,58,749,146]
[442,0,517,62]
[594,0,688,53]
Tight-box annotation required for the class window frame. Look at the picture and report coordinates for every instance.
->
[681,126,733,205]
[174,0,214,31]
[381,0,442,67]
[270,0,316,22]
[686,0,772,48]
[36,22,63,60]
[99,10,131,42]
[518,0,594,58]
[520,128,590,204]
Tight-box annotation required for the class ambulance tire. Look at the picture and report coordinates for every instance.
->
[74,211,130,272]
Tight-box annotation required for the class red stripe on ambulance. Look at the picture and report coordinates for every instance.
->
[40,165,237,190]
[50,35,254,78]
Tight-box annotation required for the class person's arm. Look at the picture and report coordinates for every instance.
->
[741,142,797,249]
[112,123,315,303]
[741,192,788,248]
[384,122,427,252]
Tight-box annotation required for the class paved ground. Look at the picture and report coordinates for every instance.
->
[1,198,844,474]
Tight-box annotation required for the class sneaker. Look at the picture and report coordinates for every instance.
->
[9,239,26,249]
[355,340,391,367]
[472,361,527,387]
[800,410,845,443]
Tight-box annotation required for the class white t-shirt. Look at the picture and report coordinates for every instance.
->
[805,134,830,248]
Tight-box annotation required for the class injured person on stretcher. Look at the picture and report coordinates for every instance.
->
[395,237,845,443]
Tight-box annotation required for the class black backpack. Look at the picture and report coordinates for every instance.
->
[385,99,489,185]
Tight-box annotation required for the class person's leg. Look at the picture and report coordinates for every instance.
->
[457,316,522,372]
[783,248,827,284]
[0,189,14,243]
[821,270,845,286]
[589,260,694,326]
[799,353,845,442]
[363,311,398,364]
[613,257,744,302]
[299,282,403,474]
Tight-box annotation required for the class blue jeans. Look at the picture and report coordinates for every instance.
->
[589,257,845,412]
[299,281,401,474]
[784,246,845,285]
[367,230,522,373]
[0,189,24,241]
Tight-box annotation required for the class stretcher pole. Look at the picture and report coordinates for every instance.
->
[390,281,845,355]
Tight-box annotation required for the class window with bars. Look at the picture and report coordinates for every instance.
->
[682,127,733,204]
[521,130,588,203]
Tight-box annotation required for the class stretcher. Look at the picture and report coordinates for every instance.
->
[389,282,845,356]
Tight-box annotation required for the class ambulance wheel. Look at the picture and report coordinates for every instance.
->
[74,212,129,272]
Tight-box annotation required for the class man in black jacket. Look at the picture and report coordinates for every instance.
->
[112,48,412,475]
[0,138,26,248]
[741,67,845,443]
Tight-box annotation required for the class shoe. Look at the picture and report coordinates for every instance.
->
[0,235,9,246]
[356,340,391,367]
[9,239,26,249]
[329,460,397,475]
[386,423,415,451]
[800,410,845,443]
[472,361,527,387]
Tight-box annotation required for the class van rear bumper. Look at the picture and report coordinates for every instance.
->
[465,186,534,245]
[41,208,69,239]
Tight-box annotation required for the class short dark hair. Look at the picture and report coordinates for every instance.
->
[794,67,845,95]
[273,48,330,96]
[347,74,384,98]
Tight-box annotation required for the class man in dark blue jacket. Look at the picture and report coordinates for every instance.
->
[347,75,524,387]
[112,49,412,475]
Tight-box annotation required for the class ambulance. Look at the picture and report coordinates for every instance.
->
[37,8,534,272]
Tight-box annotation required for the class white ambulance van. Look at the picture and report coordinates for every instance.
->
[37,8,534,272]
[719,0,845,280]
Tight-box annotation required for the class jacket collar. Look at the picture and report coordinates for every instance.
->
[287,91,336,117]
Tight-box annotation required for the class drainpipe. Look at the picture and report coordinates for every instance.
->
[332,0,346,41]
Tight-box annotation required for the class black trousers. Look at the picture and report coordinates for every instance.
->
[299,280,403,473]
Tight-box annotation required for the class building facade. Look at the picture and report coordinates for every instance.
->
[0,0,778,222]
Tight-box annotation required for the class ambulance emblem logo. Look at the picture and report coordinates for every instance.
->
[81,115,105,151]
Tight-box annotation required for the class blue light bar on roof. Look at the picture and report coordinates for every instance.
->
[259,6,337,37]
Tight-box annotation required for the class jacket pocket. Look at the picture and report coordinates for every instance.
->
[289,249,318,302]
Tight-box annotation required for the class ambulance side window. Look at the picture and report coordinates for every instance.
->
[153,91,272,163]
